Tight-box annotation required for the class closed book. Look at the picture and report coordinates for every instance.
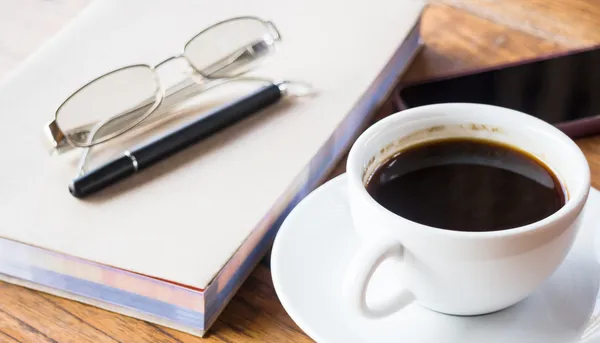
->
[0,0,426,336]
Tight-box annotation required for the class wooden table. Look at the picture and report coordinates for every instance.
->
[2,1,600,342]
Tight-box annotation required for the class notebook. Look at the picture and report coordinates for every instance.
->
[0,0,426,336]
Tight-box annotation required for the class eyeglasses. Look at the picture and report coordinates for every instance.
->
[45,16,281,154]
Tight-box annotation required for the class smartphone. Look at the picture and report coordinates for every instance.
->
[396,46,600,139]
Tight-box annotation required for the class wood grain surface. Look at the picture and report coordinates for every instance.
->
[2,0,600,342]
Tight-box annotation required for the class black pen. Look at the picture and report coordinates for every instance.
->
[69,81,294,198]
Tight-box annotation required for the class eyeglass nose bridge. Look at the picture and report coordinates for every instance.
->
[154,53,209,84]
[154,54,187,69]
[152,53,208,96]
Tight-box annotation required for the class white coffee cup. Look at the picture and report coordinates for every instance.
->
[342,103,590,318]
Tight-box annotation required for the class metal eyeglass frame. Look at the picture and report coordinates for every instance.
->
[45,16,282,156]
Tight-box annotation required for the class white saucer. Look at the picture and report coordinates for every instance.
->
[272,174,600,343]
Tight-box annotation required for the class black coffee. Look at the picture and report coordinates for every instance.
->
[365,138,566,232]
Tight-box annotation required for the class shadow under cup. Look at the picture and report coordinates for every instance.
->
[344,103,591,317]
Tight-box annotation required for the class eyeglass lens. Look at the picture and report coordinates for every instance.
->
[57,65,160,146]
[185,17,278,78]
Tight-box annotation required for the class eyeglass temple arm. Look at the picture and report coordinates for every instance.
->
[200,39,274,76]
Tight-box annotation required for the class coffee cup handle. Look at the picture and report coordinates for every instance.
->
[342,238,414,318]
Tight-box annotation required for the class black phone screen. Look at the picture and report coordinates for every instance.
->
[398,47,600,127]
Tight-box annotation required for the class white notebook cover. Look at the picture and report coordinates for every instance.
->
[0,0,426,290]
